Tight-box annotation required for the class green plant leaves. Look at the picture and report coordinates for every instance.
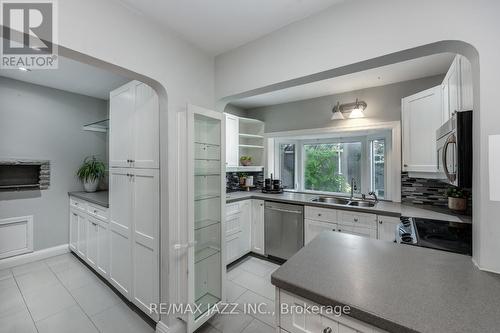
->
[77,156,106,182]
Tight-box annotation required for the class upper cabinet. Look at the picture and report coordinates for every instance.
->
[110,81,159,169]
[225,114,239,167]
[224,113,265,172]
[441,55,473,124]
[402,86,443,174]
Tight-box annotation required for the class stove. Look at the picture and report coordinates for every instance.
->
[396,216,472,255]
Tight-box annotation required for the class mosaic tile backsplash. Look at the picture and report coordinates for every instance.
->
[401,172,465,207]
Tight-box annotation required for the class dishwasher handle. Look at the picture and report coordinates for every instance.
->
[266,206,303,214]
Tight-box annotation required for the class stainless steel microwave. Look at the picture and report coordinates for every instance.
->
[436,110,472,187]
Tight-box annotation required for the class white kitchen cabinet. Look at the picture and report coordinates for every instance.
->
[109,167,159,319]
[251,199,265,255]
[77,211,87,258]
[225,113,239,167]
[225,200,252,264]
[377,216,400,242]
[402,85,443,174]
[69,209,79,251]
[278,289,388,333]
[239,200,251,254]
[110,81,159,169]
[186,104,225,332]
[441,55,474,124]
[69,197,109,278]
[109,168,133,298]
[305,219,337,245]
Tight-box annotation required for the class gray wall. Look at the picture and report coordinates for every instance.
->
[246,75,444,133]
[0,77,108,251]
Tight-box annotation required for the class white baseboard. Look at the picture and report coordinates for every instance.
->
[156,319,186,333]
[472,257,500,275]
[0,244,69,270]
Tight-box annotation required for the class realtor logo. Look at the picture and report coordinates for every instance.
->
[1,0,58,69]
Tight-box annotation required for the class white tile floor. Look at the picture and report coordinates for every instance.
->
[0,253,154,333]
[0,253,278,333]
[196,256,280,333]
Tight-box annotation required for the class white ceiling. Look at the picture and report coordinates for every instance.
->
[116,0,346,55]
[0,52,129,100]
[231,53,455,109]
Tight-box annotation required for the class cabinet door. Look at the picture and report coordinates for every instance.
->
[110,82,134,168]
[77,212,87,258]
[239,200,252,255]
[109,168,133,297]
[69,209,79,251]
[377,216,400,242]
[402,85,443,173]
[459,55,473,110]
[447,58,460,118]
[305,219,337,245]
[132,168,159,319]
[86,217,99,268]
[96,220,109,277]
[133,82,159,169]
[226,232,241,265]
[225,114,239,167]
[251,199,265,255]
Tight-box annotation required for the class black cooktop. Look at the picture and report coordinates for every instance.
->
[413,218,472,255]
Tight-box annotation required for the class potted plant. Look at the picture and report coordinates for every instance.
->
[240,155,252,166]
[77,156,106,192]
[239,172,248,186]
[446,187,468,212]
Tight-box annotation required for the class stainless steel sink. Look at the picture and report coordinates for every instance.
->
[348,200,376,207]
[311,196,376,207]
[312,196,350,205]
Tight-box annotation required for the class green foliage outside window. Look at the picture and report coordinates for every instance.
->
[304,144,355,193]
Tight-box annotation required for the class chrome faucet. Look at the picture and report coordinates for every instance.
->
[350,178,357,199]
[368,191,379,202]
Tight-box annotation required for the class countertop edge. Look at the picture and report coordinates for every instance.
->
[68,191,109,208]
[227,194,401,217]
[271,276,419,333]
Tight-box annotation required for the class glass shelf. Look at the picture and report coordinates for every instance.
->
[194,141,220,147]
[195,219,220,230]
[239,133,264,139]
[195,293,220,320]
[194,193,220,201]
[82,119,109,132]
[239,144,264,149]
[195,246,220,263]
[194,173,221,177]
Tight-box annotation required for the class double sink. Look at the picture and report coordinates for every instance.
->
[311,196,376,207]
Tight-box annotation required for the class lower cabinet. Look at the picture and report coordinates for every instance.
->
[278,289,388,333]
[69,198,109,280]
[377,216,400,242]
[305,219,337,245]
[225,199,264,264]
[251,199,265,255]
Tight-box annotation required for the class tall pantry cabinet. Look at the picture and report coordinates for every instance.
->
[109,81,160,320]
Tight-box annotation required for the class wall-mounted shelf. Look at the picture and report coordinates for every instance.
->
[239,133,264,139]
[83,119,109,133]
[239,144,264,149]
[226,166,264,172]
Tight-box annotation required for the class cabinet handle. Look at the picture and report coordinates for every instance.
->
[338,229,342,232]
[323,328,332,333]
[130,159,135,163]
[91,222,97,226]
[404,164,408,167]
[318,213,322,217]
[354,218,359,222]
[94,210,98,214]
[379,220,383,224]
[73,213,77,216]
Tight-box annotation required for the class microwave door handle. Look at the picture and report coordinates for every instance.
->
[442,134,457,183]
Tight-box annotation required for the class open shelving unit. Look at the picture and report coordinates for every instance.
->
[82,119,109,132]
[226,114,265,173]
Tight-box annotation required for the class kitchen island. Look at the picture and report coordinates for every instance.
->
[271,232,500,333]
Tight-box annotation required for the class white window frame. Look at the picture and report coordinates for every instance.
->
[268,122,400,201]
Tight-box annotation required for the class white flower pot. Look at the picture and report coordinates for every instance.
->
[83,179,99,192]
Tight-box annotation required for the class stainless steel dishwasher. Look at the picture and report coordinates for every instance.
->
[264,201,304,260]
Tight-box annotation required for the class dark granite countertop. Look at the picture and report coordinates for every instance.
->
[226,191,470,223]
[68,191,109,208]
[271,232,500,333]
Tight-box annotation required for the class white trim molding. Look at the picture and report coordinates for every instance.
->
[156,319,186,333]
[0,244,69,270]
[0,215,33,260]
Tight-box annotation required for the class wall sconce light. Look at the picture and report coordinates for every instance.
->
[331,98,367,120]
